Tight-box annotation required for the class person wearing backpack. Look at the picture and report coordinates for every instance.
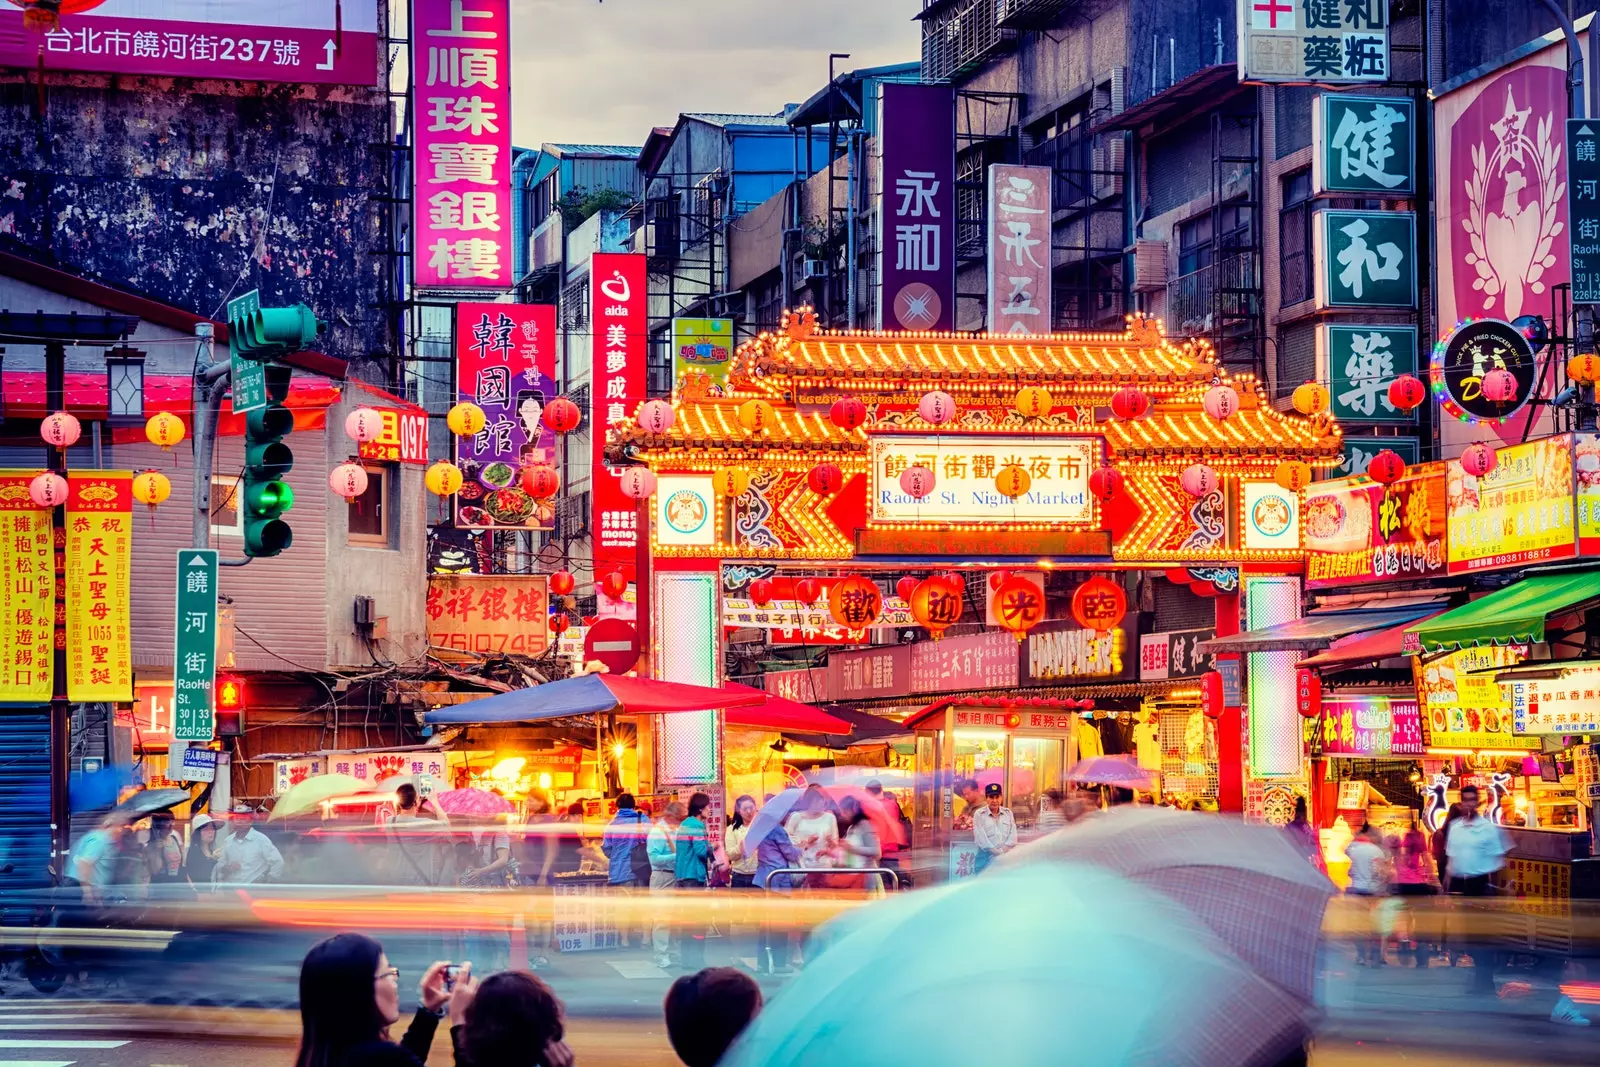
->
[602,794,653,949]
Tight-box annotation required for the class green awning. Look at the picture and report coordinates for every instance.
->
[1406,571,1600,653]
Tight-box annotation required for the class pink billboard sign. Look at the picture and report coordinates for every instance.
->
[909,630,1018,694]
[0,0,377,84]
[986,164,1052,335]
[1434,33,1573,447]
[412,0,512,288]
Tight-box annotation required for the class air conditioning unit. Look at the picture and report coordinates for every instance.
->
[1131,239,1170,292]
[803,258,828,279]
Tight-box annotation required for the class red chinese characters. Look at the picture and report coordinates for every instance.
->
[425,574,549,657]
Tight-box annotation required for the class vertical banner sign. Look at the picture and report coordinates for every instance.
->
[878,83,955,331]
[591,253,648,577]
[454,303,558,529]
[1313,210,1418,309]
[413,0,512,287]
[65,473,133,702]
[0,474,53,702]
[1569,119,1600,303]
[986,164,1052,335]
[670,318,734,400]
[1313,95,1416,197]
[173,550,219,743]
[1319,324,1419,424]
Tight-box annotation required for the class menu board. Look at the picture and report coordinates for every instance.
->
[1415,645,1528,750]
[1576,433,1600,553]
[1447,435,1575,575]
[1509,664,1600,735]
[1319,697,1424,757]
[1304,465,1447,588]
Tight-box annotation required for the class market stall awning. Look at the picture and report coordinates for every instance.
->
[1198,605,1443,655]
[423,674,765,725]
[1296,612,1447,670]
[1404,571,1600,654]
[722,683,853,734]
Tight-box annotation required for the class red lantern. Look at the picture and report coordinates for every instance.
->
[895,576,920,603]
[600,571,628,600]
[829,397,868,431]
[1200,671,1225,719]
[1110,387,1151,420]
[828,576,883,628]
[807,462,843,496]
[988,570,1013,591]
[941,571,966,594]
[542,397,582,433]
[899,465,935,499]
[794,578,822,605]
[1366,449,1406,485]
[1387,374,1427,412]
[1088,466,1124,503]
[550,570,575,596]
[618,467,657,500]
[1296,668,1322,719]
[909,576,964,638]
[1481,367,1518,403]
[1461,442,1497,478]
[749,578,775,607]
[1070,577,1127,633]
[992,576,1047,640]
[549,612,570,635]
[521,464,561,500]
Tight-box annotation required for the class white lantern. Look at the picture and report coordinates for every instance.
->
[330,462,369,502]
[345,407,383,444]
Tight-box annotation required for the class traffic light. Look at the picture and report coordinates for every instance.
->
[242,365,295,557]
[216,674,245,737]
[228,299,323,361]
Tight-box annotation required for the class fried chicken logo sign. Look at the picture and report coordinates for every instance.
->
[1456,68,1569,323]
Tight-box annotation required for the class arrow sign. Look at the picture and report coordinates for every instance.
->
[173,549,220,742]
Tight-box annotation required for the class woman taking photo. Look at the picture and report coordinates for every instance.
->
[449,965,574,1067]
[295,933,452,1067]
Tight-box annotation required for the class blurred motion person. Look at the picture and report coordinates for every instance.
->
[549,803,587,881]
[215,806,285,885]
[1391,816,1439,968]
[521,794,555,886]
[676,793,713,971]
[294,933,451,1067]
[1445,784,1510,994]
[68,812,124,905]
[1344,821,1391,966]
[1284,797,1325,874]
[1036,788,1067,835]
[185,813,219,888]
[785,786,839,870]
[601,793,650,889]
[664,967,762,1067]
[449,965,573,1067]
[971,783,1017,873]
[147,811,184,886]
[752,819,802,974]
[649,802,685,970]
[951,779,983,830]
[837,795,883,895]
[864,780,910,889]
[723,795,759,889]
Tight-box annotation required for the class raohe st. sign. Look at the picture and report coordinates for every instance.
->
[868,434,1097,525]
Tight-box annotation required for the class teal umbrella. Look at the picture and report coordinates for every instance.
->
[723,865,1312,1067]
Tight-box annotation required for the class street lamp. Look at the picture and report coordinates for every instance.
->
[104,345,146,424]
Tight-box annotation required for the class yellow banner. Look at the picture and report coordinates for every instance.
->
[0,472,55,702]
[1415,644,1528,750]
[66,472,133,702]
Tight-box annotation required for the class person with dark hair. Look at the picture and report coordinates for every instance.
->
[1445,784,1509,994]
[1105,786,1135,807]
[449,965,572,1067]
[675,793,713,970]
[601,792,650,889]
[395,783,420,815]
[185,814,220,888]
[294,933,451,1067]
[663,967,763,1067]
[723,795,759,889]
[971,783,1016,874]
[837,795,883,894]
[951,779,983,830]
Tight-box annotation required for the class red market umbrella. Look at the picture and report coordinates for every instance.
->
[721,683,852,734]
[431,788,514,818]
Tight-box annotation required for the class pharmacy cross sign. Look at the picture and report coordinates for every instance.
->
[1253,0,1294,28]
[172,549,219,743]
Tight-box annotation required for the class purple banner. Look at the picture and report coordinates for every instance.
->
[909,631,1018,694]
[830,645,912,701]
[1320,697,1424,757]
[878,82,954,332]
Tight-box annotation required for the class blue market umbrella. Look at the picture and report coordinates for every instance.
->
[70,766,140,813]
[722,865,1313,1067]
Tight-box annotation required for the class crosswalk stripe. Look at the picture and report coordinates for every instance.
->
[0,1042,127,1049]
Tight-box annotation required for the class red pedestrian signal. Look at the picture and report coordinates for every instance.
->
[216,675,245,736]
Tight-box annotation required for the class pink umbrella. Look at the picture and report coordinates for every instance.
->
[431,787,514,818]
[1068,755,1155,790]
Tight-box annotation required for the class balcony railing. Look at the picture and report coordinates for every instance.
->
[1165,253,1258,337]
[921,0,1015,82]
[996,0,1083,29]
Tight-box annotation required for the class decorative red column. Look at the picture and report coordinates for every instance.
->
[1213,587,1243,813]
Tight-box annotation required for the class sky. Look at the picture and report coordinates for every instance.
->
[511,0,925,148]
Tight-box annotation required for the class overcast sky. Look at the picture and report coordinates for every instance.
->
[512,0,925,148]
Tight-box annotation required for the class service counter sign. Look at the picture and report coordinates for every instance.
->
[1416,644,1527,750]
[868,434,1096,526]
[1305,464,1447,588]
[1446,434,1575,575]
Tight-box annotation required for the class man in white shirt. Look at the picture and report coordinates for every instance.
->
[972,784,1017,873]
[1445,784,1509,995]
[214,807,285,885]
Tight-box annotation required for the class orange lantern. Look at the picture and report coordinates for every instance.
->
[738,399,777,433]
[1015,386,1053,418]
[1569,354,1600,384]
[1273,460,1313,492]
[909,576,964,638]
[827,576,883,628]
[146,411,187,451]
[1071,577,1127,633]
[995,463,1031,499]
[713,467,751,497]
[521,464,561,499]
[550,570,576,596]
[992,576,1046,640]
[1291,382,1330,416]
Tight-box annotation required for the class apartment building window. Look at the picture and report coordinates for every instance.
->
[1280,170,1313,308]
[348,465,391,547]
[1177,214,1214,277]
[211,475,243,539]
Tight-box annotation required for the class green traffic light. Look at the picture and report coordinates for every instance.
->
[244,479,294,518]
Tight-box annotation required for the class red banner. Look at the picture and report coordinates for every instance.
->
[66,472,133,702]
[591,253,648,579]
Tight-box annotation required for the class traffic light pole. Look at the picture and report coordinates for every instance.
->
[190,327,253,565]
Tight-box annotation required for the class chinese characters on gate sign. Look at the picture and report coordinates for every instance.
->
[1238,0,1390,84]
[414,0,512,287]
[987,165,1052,335]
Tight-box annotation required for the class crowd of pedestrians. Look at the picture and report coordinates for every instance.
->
[296,933,763,1067]
[67,803,285,904]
